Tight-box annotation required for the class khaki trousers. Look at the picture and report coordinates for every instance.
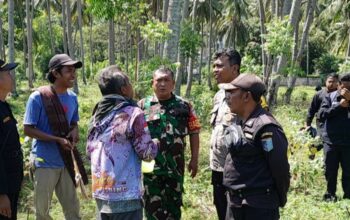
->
[34,167,81,220]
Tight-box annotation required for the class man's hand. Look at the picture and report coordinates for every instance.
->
[67,126,79,145]
[188,158,198,178]
[340,98,349,108]
[341,88,350,101]
[0,194,11,219]
[57,137,73,151]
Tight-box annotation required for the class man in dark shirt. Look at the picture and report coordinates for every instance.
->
[0,60,23,220]
[220,74,290,220]
[318,73,350,201]
[306,73,338,131]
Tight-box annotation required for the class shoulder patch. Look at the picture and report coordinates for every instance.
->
[261,132,273,139]
[262,137,274,152]
[3,116,11,123]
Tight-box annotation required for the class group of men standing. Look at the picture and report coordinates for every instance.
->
[0,48,292,220]
[306,72,350,202]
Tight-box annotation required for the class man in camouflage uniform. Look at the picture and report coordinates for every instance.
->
[139,67,201,220]
[210,49,241,220]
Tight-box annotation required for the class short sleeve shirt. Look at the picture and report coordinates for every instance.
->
[24,90,79,168]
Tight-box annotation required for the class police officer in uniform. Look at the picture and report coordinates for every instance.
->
[0,60,23,220]
[219,74,290,220]
[318,73,350,201]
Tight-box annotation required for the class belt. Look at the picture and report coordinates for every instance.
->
[228,187,273,198]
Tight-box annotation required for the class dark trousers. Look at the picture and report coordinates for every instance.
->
[226,205,279,220]
[0,192,19,220]
[97,209,142,220]
[212,170,227,220]
[323,143,350,197]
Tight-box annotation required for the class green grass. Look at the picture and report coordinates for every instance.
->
[9,82,350,219]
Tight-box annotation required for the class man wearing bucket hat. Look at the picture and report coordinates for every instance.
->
[220,74,290,220]
[23,54,85,220]
[0,60,23,220]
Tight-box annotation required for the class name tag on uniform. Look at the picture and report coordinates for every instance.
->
[3,116,11,123]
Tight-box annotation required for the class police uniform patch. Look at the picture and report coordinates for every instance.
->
[262,138,274,152]
[3,116,10,123]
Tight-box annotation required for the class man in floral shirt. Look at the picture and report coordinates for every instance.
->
[87,65,158,220]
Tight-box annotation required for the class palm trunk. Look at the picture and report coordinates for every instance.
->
[164,0,183,62]
[284,0,316,104]
[174,0,189,95]
[47,0,55,54]
[77,0,86,84]
[109,19,115,65]
[66,0,78,93]
[89,15,93,80]
[159,0,169,57]
[207,0,213,90]
[198,20,204,85]
[185,0,198,98]
[0,16,4,60]
[26,0,34,88]
[257,0,268,82]
[8,0,16,95]
[62,0,68,54]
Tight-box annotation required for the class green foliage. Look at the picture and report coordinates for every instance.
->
[140,19,172,44]
[179,21,202,59]
[187,84,216,129]
[339,60,350,73]
[262,18,293,56]
[300,37,327,75]
[285,65,305,77]
[241,54,263,74]
[314,54,341,76]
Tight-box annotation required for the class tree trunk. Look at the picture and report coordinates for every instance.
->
[62,0,68,54]
[77,0,86,84]
[89,15,93,80]
[207,0,213,90]
[125,22,129,72]
[174,0,189,95]
[26,0,34,88]
[284,0,316,104]
[164,0,183,63]
[159,0,169,57]
[8,0,16,95]
[185,0,198,98]
[198,20,204,85]
[47,0,55,54]
[65,0,78,93]
[266,0,302,106]
[109,19,115,65]
[257,0,268,81]
[0,1,5,60]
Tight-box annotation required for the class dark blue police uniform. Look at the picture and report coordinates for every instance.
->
[223,106,290,220]
[318,90,350,199]
[0,101,23,220]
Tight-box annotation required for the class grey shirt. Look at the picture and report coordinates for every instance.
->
[210,89,237,172]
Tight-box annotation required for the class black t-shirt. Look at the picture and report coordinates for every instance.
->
[0,100,23,194]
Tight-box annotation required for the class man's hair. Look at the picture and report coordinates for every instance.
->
[213,48,241,67]
[340,73,350,83]
[98,65,129,96]
[154,66,175,80]
[326,73,339,80]
[47,65,64,83]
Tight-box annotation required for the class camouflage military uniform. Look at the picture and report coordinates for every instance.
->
[139,94,200,220]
